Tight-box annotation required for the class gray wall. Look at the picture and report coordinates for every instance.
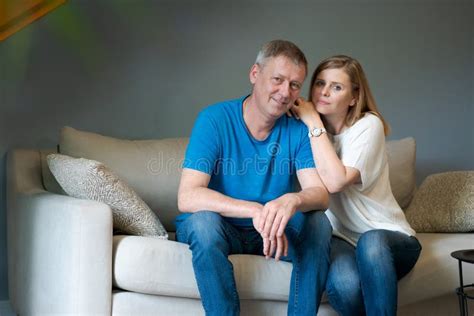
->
[0,0,472,300]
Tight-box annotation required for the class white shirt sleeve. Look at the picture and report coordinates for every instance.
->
[339,114,386,191]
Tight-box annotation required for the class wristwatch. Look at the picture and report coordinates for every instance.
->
[308,127,327,138]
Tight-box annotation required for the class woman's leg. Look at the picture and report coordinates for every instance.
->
[326,237,365,316]
[356,230,422,316]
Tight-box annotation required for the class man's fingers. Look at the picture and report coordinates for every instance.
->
[269,215,283,240]
[268,237,276,259]
[262,208,277,238]
[283,234,289,257]
[277,216,290,237]
[275,236,284,261]
[263,237,269,257]
[259,208,269,232]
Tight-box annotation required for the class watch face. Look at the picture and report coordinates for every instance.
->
[313,128,322,137]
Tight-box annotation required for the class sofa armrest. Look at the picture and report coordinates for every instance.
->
[7,150,113,315]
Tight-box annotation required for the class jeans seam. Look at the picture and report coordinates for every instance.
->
[292,256,300,315]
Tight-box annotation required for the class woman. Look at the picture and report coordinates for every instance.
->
[291,55,421,316]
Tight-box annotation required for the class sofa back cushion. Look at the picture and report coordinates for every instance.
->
[42,127,416,231]
[386,137,416,209]
[59,126,188,232]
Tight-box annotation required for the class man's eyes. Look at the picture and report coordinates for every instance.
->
[272,77,283,83]
[272,77,301,90]
[290,82,301,90]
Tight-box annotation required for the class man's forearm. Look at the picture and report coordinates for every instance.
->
[178,186,262,218]
[292,186,329,212]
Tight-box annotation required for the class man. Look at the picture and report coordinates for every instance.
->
[176,40,332,316]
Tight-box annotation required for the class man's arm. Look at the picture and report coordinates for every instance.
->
[291,167,329,211]
[259,167,329,240]
[178,168,263,219]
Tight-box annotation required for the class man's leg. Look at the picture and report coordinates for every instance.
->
[326,237,365,316]
[176,211,243,316]
[284,211,332,316]
[356,229,422,316]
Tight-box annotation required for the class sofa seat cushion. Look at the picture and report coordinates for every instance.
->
[112,235,295,301]
[397,233,474,305]
[113,233,474,305]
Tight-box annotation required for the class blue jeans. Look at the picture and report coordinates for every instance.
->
[175,210,332,316]
[326,230,422,316]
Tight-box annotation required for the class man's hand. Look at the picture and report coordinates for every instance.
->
[259,193,300,242]
[263,233,288,261]
[252,201,290,260]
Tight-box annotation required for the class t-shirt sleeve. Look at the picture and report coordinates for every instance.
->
[340,115,386,190]
[295,126,316,170]
[182,110,220,174]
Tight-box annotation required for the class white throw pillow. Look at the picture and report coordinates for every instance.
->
[47,153,168,239]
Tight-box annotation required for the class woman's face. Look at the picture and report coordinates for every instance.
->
[311,68,356,118]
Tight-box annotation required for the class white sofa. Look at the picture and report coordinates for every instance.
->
[6,127,474,315]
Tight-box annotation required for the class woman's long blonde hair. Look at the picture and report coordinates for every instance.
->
[308,55,390,135]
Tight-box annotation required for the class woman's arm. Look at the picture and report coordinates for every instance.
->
[291,98,361,193]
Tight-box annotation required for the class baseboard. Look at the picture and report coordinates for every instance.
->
[0,301,15,316]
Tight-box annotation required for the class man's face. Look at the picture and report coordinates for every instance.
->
[250,55,306,119]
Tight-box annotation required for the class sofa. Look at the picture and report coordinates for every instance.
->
[7,126,474,315]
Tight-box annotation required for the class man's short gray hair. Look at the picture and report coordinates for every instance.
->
[255,40,308,74]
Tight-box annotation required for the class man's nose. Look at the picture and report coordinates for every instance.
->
[280,81,290,98]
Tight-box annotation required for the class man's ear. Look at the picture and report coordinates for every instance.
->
[249,64,260,84]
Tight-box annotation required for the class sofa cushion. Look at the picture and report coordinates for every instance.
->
[57,127,415,230]
[47,154,168,239]
[404,171,474,233]
[112,233,474,306]
[112,235,295,301]
[386,137,416,209]
[59,126,188,231]
[398,232,474,305]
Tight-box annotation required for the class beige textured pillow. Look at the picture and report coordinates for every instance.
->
[47,153,168,239]
[405,171,474,232]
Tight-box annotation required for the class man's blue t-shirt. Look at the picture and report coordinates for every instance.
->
[180,96,315,227]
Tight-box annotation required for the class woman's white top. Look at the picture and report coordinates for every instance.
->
[325,113,415,246]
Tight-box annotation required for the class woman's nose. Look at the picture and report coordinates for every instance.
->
[321,85,330,96]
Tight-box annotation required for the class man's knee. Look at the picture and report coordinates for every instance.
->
[303,211,332,240]
[181,211,227,248]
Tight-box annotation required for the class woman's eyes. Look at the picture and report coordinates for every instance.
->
[315,80,325,86]
[316,80,343,91]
